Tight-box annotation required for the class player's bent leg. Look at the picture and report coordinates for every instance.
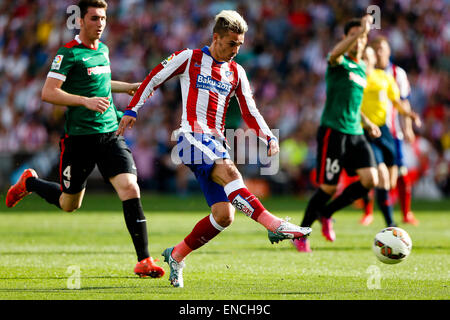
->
[59,190,85,213]
[388,165,398,190]
[163,204,232,288]
[109,173,164,278]
[211,201,235,228]
[109,173,140,201]
[358,167,379,190]
[211,160,311,243]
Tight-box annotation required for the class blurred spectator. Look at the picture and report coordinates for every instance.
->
[0,0,448,197]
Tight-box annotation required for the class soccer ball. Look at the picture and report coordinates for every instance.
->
[372,227,412,264]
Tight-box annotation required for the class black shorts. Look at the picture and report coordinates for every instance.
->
[316,126,376,185]
[58,132,137,194]
[364,125,397,167]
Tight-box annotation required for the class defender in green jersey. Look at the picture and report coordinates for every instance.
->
[5,0,165,278]
[293,15,381,252]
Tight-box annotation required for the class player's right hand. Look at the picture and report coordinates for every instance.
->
[116,115,136,136]
[84,97,110,113]
[360,14,374,34]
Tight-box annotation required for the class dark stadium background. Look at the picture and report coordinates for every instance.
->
[0,0,448,201]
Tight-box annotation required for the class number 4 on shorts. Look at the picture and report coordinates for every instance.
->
[63,165,71,188]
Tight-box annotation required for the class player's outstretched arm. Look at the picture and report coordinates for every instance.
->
[42,77,110,113]
[328,14,373,65]
[111,81,141,96]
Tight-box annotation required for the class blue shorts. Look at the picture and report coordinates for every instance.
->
[365,125,397,167]
[394,138,405,167]
[177,132,230,207]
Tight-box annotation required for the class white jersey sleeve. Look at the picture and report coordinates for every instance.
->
[126,49,192,115]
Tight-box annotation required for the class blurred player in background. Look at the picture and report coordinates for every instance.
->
[359,45,421,227]
[294,15,380,253]
[5,0,165,278]
[117,10,311,287]
[360,36,420,226]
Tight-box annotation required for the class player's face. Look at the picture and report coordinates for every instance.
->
[80,7,106,41]
[347,26,367,59]
[214,31,244,62]
[363,46,377,68]
[373,40,391,69]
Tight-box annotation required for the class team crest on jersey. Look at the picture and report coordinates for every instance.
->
[51,55,64,70]
[225,70,234,82]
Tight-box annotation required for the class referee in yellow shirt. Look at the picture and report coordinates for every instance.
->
[360,45,421,227]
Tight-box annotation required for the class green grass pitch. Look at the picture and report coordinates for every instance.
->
[0,193,448,300]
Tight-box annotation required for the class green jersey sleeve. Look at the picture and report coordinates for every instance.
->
[48,47,75,81]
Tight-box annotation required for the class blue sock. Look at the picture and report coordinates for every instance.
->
[375,188,394,226]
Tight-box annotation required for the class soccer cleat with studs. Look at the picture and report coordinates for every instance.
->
[134,257,165,278]
[5,169,38,208]
[162,247,185,288]
[268,218,312,244]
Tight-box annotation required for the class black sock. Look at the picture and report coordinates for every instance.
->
[301,188,332,227]
[362,192,371,207]
[322,181,370,218]
[122,198,149,262]
[25,177,61,208]
[375,188,394,226]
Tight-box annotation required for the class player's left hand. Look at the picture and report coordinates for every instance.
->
[268,139,279,157]
[116,115,136,136]
[127,83,141,96]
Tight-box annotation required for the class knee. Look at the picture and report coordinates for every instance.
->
[224,164,241,182]
[320,184,337,196]
[361,172,378,189]
[118,180,140,200]
[61,202,81,213]
[212,205,235,228]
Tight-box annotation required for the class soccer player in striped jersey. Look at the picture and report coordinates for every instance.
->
[5,0,165,278]
[294,15,381,252]
[359,45,421,227]
[117,10,311,287]
[360,36,420,225]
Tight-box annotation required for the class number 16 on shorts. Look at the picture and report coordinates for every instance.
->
[326,158,340,181]
[63,165,71,189]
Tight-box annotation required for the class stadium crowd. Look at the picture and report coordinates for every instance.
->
[0,0,448,198]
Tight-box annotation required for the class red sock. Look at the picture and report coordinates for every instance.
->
[224,179,266,221]
[364,190,374,216]
[224,179,282,231]
[398,175,412,217]
[172,214,224,262]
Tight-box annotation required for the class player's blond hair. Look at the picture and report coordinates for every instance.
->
[213,10,248,36]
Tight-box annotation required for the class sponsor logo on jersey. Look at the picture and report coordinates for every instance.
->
[87,65,111,76]
[52,55,64,70]
[232,194,255,217]
[349,71,367,88]
[196,74,232,95]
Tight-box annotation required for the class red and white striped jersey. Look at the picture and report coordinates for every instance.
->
[126,46,275,142]
[385,63,411,139]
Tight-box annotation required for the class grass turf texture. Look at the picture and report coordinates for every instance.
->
[0,193,448,300]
